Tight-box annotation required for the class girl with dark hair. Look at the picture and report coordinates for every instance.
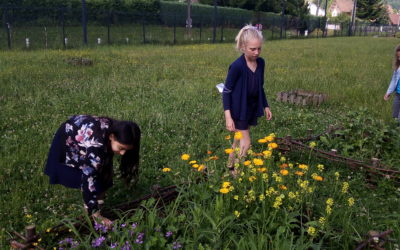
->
[44,115,141,226]
[384,45,400,120]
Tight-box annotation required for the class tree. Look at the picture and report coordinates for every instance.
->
[356,0,389,24]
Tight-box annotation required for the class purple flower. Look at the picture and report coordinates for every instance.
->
[165,231,173,238]
[121,241,132,250]
[173,241,182,249]
[91,236,106,247]
[121,223,127,228]
[131,223,137,229]
[135,232,145,244]
[94,222,108,233]
[110,242,118,248]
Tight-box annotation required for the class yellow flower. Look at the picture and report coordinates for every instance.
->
[262,150,272,158]
[348,197,355,207]
[219,188,230,194]
[225,135,231,140]
[162,167,171,172]
[189,160,197,164]
[319,217,326,225]
[280,156,286,162]
[342,182,349,193]
[25,214,32,218]
[259,194,265,201]
[268,142,278,149]
[253,158,264,166]
[46,228,51,233]
[335,171,340,180]
[262,173,268,181]
[234,131,243,140]
[225,148,234,154]
[249,176,257,182]
[295,171,304,176]
[222,182,231,188]
[326,205,332,215]
[280,169,289,176]
[313,175,324,181]
[234,210,241,218]
[181,154,190,160]
[33,243,38,246]
[198,165,205,171]
[257,167,267,173]
[326,198,334,206]
[208,155,219,161]
[244,160,251,166]
[279,184,287,190]
[317,164,324,172]
[233,195,239,200]
[309,141,317,148]
[265,135,275,142]
[38,238,42,242]
[298,164,308,171]
[192,164,199,169]
[258,138,267,143]
[288,192,296,199]
[307,226,317,237]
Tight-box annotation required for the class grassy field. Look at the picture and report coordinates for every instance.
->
[1,37,400,248]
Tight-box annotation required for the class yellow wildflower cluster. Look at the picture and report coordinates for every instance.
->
[234,131,243,140]
[181,154,190,160]
[309,141,317,148]
[342,182,349,193]
[307,226,317,237]
[253,158,263,166]
[273,194,285,209]
[348,197,355,207]
[220,181,234,194]
[162,167,171,172]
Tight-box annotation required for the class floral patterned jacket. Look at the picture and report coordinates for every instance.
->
[64,115,112,214]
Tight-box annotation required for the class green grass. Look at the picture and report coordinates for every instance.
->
[1,37,400,248]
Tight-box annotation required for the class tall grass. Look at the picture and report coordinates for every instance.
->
[0,37,399,248]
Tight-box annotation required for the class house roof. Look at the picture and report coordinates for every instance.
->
[330,0,354,14]
[389,13,400,25]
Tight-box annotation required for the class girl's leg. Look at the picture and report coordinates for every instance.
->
[392,94,400,120]
[238,129,251,158]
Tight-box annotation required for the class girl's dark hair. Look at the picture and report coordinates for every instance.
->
[101,119,141,185]
[394,45,400,70]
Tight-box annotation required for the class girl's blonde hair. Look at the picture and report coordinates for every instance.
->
[393,45,400,70]
[235,25,263,52]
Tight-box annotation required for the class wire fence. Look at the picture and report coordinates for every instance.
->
[1,5,399,50]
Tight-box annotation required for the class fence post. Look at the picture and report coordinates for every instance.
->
[212,0,217,43]
[220,16,224,42]
[3,8,11,49]
[142,14,146,44]
[81,0,88,45]
[173,14,176,44]
[61,7,66,49]
[280,0,286,39]
[107,10,111,45]
[199,16,202,42]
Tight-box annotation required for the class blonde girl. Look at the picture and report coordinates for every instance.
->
[222,25,272,171]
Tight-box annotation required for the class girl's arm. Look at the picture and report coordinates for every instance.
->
[224,110,235,131]
[385,70,398,99]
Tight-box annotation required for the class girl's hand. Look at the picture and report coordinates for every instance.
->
[384,93,391,101]
[92,211,113,229]
[226,117,235,132]
[265,107,272,120]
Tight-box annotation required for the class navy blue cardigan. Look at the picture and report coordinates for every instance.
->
[222,54,269,121]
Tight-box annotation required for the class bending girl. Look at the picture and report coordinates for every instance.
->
[384,44,400,121]
[44,114,141,226]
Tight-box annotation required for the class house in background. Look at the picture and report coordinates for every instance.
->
[308,1,326,16]
[387,5,400,26]
[329,0,354,17]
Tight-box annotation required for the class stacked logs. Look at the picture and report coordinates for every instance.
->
[276,89,327,106]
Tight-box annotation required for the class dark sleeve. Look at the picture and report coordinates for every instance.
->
[222,63,240,111]
[78,129,107,214]
[260,59,269,108]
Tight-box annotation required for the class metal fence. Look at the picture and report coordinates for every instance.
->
[1,6,399,50]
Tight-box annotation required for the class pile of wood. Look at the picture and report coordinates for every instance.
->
[276,89,327,106]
